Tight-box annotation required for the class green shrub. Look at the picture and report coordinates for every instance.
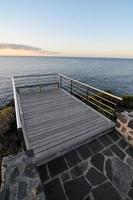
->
[122,95,133,108]
[0,106,15,135]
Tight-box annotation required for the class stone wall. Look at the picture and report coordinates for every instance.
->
[116,111,133,146]
[0,150,45,200]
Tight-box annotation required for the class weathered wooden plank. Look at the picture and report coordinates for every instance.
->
[26,108,93,127]
[31,118,109,150]
[29,115,106,143]
[26,109,92,127]
[24,106,90,123]
[35,124,113,164]
[23,105,87,121]
[18,87,114,166]
[28,113,102,138]
[22,101,81,116]
[26,111,94,129]
[34,122,111,154]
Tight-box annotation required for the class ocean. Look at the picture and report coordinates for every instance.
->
[0,56,133,104]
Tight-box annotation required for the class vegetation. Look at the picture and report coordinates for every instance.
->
[0,106,15,136]
[0,104,22,185]
[122,95,133,109]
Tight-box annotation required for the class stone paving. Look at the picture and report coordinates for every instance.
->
[38,131,133,200]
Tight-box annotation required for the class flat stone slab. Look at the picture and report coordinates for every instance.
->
[90,153,105,172]
[92,182,122,200]
[64,176,91,200]
[45,178,67,200]
[86,167,106,186]
[39,131,133,200]
[105,157,133,197]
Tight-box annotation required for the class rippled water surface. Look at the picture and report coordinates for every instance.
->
[0,56,133,101]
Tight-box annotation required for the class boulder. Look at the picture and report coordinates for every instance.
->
[116,111,133,146]
[1,151,46,200]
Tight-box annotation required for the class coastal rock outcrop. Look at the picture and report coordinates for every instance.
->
[0,151,45,200]
[116,111,133,146]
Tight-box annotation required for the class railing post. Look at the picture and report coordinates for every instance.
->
[86,87,89,104]
[60,75,62,88]
[71,80,73,94]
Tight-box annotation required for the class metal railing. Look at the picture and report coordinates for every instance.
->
[58,74,122,120]
[12,73,123,130]
[12,77,22,129]
[12,73,59,129]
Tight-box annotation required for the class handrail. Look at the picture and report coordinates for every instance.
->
[13,73,58,78]
[59,73,123,120]
[58,73,122,101]
[12,76,22,129]
[12,73,122,124]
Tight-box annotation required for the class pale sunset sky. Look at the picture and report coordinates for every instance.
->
[0,0,133,58]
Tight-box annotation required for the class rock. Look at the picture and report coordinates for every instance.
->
[45,178,67,200]
[0,143,3,151]
[116,121,121,128]
[1,150,45,200]
[86,167,106,186]
[105,157,133,197]
[128,120,133,129]
[0,187,9,200]
[90,153,105,172]
[128,189,133,199]
[10,167,19,184]
[126,157,133,168]
[121,127,126,133]
[92,182,122,200]
[0,97,13,109]
[17,181,28,200]
[70,162,88,178]
[116,111,133,146]
[64,176,91,200]
[61,172,70,182]
[118,114,127,124]
[127,135,133,141]
[105,159,113,180]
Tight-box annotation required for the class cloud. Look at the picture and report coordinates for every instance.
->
[0,43,58,55]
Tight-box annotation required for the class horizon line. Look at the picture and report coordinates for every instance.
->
[0,55,133,60]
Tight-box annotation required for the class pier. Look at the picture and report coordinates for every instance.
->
[12,73,122,166]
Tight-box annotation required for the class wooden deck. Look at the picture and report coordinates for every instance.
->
[19,87,114,166]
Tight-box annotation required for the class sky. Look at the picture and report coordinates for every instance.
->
[0,0,133,57]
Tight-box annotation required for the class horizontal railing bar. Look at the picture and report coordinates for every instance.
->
[62,82,71,87]
[59,73,122,101]
[69,89,114,117]
[61,79,71,85]
[62,85,71,91]
[67,85,115,113]
[63,83,87,98]
[62,79,88,94]
[13,73,58,78]
[88,95,115,112]
[72,87,87,97]
[17,82,59,89]
[86,99,114,117]
[72,83,87,93]
[89,91,117,106]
